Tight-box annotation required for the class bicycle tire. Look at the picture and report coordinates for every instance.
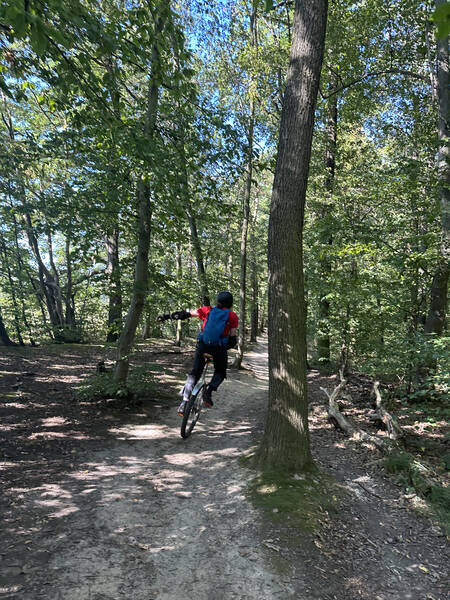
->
[180,385,205,439]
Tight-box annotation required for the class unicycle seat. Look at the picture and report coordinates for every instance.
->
[203,353,213,360]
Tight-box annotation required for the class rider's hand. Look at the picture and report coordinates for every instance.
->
[156,313,171,322]
[226,335,237,349]
[171,310,191,321]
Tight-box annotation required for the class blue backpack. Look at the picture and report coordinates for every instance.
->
[200,306,230,346]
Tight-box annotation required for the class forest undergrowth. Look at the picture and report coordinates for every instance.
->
[1,338,448,599]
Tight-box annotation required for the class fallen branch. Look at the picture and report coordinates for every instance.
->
[369,381,403,440]
[320,369,352,433]
[321,369,384,449]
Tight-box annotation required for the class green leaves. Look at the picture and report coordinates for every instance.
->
[432,3,450,38]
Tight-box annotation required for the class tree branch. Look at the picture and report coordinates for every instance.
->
[320,68,430,100]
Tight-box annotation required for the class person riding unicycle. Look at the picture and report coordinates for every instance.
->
[157,291,238,416]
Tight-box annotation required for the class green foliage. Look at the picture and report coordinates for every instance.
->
[76,365,157,402]
[432,3,450,38]
[407,336,450,402]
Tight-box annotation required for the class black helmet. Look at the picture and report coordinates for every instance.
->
[216,291,233,308]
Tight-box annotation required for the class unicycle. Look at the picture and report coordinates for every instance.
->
[180,353,212,439]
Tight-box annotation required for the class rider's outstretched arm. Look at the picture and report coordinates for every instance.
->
[157,308,202,322]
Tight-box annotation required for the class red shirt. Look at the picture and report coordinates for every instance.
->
[196,305,238,337]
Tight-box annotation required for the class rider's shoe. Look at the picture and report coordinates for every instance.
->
[177,400,188,416]
[203,387,214,408]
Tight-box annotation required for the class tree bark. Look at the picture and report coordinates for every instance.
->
[114,8,167,384]
[104,57,123,343]
[250,191,260,343]
[0,237,24,345]
[175,245,183,346]
[105,227,122,342]
[186,207,209,301]
[424,1,449,335]
[233,4,257,369]
[47,227,64,325]
[11,217,36,345]
[0,303,15,346]
[317,78,337,362]
[23,213,67,336]
[233,121,253,367]
[258,0,328,472]
[64,233,78,339]
[171,33,209,303]
[250,257,259,343]
[114,179,152,383]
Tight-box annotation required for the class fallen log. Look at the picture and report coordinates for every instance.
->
[369,381,403,440]
[320,370,384,449]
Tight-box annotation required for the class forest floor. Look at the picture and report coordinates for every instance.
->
[0,338,449,600]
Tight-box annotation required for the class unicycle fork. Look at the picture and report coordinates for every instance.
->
[180,353,212,439]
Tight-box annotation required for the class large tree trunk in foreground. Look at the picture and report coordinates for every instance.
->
[258,0,328,472]
[424,2,449,336]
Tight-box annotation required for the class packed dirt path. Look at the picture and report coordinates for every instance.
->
[1,339,448,599]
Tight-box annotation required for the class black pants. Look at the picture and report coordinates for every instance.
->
[184,339,227,398]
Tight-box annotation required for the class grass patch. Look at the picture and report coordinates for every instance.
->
[247,469,340,532]
[384,450,450,535]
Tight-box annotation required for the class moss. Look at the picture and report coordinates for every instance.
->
[247,469,341,532]
[268,553,291,576]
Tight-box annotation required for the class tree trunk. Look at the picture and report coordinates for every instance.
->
[227,230,234,289]
[424,1,449,335]
[105,227,122,342]
[11,213,40,343]
[64,233,76,328]
[171,33,209,303]
[233,117,253,368]
[0,237,24,345]
[186,207,209,301]
[114,8,166,384]
[143,314,151,339]
[0,303,15,346]
[258,0,328,472]
[250,258,259,343]
[233,5,257,368]
[47,228,64,325]
[175,245,183,346]
[114,179,152,383]
[24,213,65,337]
[317,80,337,362]
[250,192,260,343]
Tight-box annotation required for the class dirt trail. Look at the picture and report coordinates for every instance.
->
[1,340,448,599]
[44,344,293,600]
